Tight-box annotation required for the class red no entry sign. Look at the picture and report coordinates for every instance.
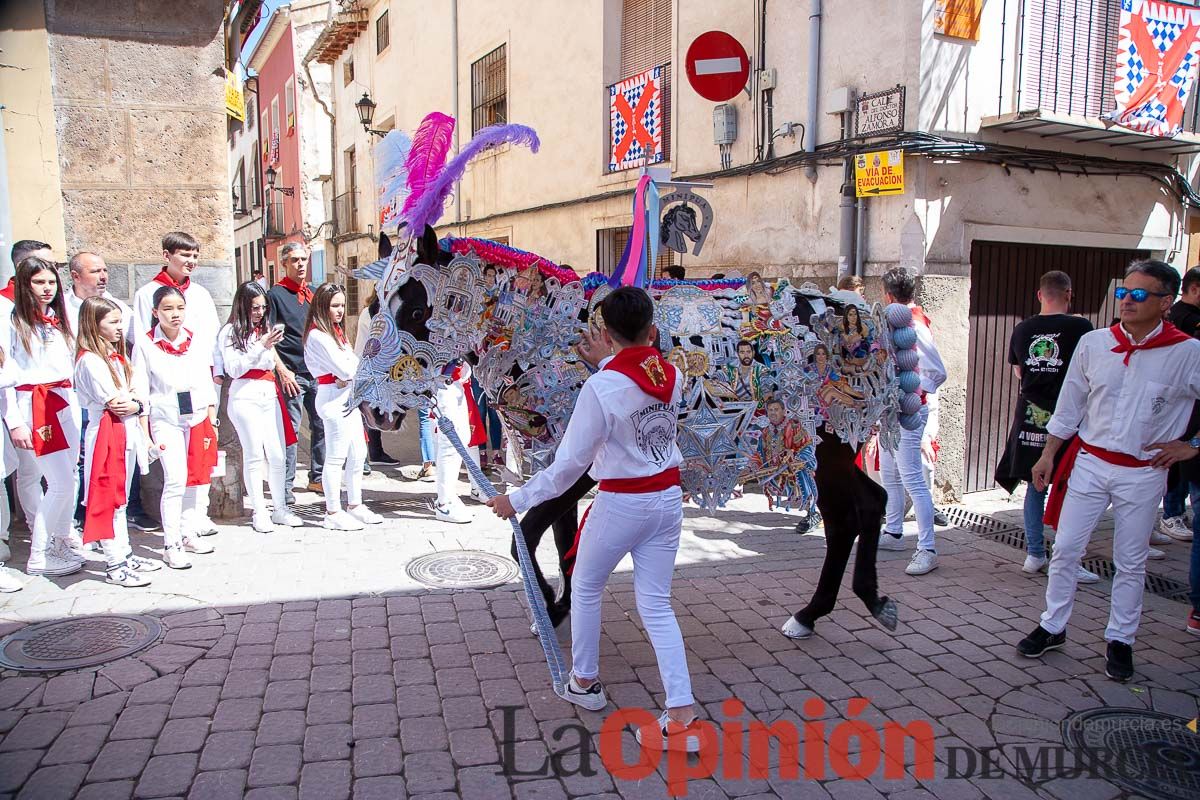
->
[685,31,750,102]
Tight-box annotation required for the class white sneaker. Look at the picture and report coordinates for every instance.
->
[634,710,705,753]
[781,616,814,639]
[127,555,162,572]
[469,485,488,504]
[193,520,219,537]
[906,549,939,575]
[1158,515,1193,542]
[1149,528,1174,546]
[562,675,607,712]
[348,505,383,525]
[1022,554,1049,574]
[164,548,192,570]
[271,510,304,528]
[1147,547,1166,560]
[182,536,214,555]
[878,532,908,551]
[323,511,364,531]
[251,513,275,533]
[26,552,83,577]
[0,566,24,592]
[106,565,150,588]
[53,538,88,565]
[1076,565,1101,584]
[434,502,472,524]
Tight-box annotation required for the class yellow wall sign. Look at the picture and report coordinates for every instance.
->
[854,149,905,197]
[225,71,246,122]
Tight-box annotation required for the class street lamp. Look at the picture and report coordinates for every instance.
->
[265,164,294,197]
[355,92,389,138]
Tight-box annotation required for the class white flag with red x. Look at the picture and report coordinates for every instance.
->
[609,66,664,172]
[1108,0,1200,138]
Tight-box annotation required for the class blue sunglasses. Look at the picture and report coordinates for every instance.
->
[1114,287,1172,302]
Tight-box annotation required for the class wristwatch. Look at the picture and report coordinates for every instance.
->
[1189,437,1200,450]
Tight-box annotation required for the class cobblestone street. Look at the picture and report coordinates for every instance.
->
[0,467,1196,800]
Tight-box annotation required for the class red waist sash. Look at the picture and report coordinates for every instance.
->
[186,418,219,487]
[15,379,73,456]
[316,374,338,385]
[597,466,682,494]
[239,369,298,447]
[83,409,126,543]
[1043,438,1153,528]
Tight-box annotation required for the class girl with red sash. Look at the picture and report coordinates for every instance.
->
[302,283,382,531]
[218,281,301,533]
[74,296,161,586]
[7,257,84,578]
[131,286,218,570]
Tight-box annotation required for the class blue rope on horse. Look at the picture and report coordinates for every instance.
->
[433,413,569,698]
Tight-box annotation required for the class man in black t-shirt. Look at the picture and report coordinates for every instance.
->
[1158,266,1200,546]
[996,271,1097,580]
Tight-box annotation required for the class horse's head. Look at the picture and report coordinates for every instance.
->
[359,225,445,431]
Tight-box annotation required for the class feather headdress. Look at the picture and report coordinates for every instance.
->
[399,112,456,223]
[401,123,540,233]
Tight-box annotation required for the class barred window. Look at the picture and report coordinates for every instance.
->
[343,56,354,86]
[471,45,507,134]
[375,10,389,55]
[596,226,675,278]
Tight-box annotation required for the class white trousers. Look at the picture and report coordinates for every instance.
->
[433,381,479,506]
[1040,452,1165,644]
[13,446,41,531]
[28,395,81,564]
[152,418,210,550]
[228,384,287,517]
[317,384,365,513]
[82,418,136,568]
[570,486,694,708]
[880,404,936,551]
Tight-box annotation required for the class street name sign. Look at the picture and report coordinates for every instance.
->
[855,86,905,137]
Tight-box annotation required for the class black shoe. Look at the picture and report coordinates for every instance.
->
[362,462,372,476]
[871,597,898,631]
[548,601,570,629]
[1105,641,1134,682]
[368,451,401,466]
[933,508,950,527]
[127,512,161,532]
[1017,625,1066,658]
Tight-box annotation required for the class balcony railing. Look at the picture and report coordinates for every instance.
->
[333,191,360,237]
[265,202,286,239]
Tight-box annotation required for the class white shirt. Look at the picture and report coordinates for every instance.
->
[1047,322,1200,460]
[5,317,74,430]
[65,289,133,343]
[217,323,279,403]
[132,327,218,429]
[132,276,220,371]
[510,358,684,515]
[74,351,142,437]
[303,329,359,382]
[911,304,948,395]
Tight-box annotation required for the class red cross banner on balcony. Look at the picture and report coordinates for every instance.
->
[609,66,664,172]
[1107,0,1200,138]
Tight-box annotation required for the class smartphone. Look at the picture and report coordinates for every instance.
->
[177,391,193,416]
[272,323,286,335]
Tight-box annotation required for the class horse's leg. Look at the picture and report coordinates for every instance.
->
[512,471,597,627]
[792,497,857,629]
[851,471,896,626]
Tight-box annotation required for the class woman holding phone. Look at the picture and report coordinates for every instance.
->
[217,281,302,532]
[132,285,218,569]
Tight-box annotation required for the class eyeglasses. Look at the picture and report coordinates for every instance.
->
[1114,287,1172,302]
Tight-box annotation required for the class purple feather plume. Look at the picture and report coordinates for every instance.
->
[402,123,540,231]
[400,112,456,223]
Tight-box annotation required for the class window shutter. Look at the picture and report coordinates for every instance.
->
[617,0,672,162]
[1020,0,1120,119]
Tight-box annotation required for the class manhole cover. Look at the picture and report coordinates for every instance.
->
[0,615,163,672]
[406,550,519,589]
[1062,708,1199,800]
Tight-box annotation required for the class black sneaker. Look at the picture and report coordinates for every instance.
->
[1105,641,1134,682]
[368,451,401,466]
[127,512,161,532]
[362,462,372,476]
[1017,625,1066,657]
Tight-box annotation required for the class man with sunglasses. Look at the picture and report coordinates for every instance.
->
[1017,260,1200,682]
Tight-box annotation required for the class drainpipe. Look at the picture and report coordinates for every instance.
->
[837,93,855,281]
[451,0,461,228]
[804,0,821,182]
[854,197,865,277]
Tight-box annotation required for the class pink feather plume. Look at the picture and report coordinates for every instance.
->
[399,112,456,223]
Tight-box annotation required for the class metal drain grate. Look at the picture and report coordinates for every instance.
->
[940,506,1023,536]
[1062,709,1199,800]
[1079,558,1191,602]
[405,550,519,589]
[0,615,163,672]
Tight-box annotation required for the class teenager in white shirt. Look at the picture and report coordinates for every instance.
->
[489,287,701,752]
[218,281,303,533]
[6,257,84,577]
[303,283,383,531]
[74,296,161,586]
[131,286,219,570]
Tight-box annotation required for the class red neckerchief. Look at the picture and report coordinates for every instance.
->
[149,327,193,356]
[0,281,14,301]
[910,304,933,329]
[1109,322,1191,365]
[153,269,190,291]
[39,312,61,329]
[602,346,677,404]
[311,324,347,346]
[278,276,313,304]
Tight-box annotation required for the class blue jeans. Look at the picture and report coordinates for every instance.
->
[418,407,435,464]
[1174,480,1200,613]
[880,405,935,551]
[1164,478,1192,519]
[473,381,502,451]
[1024,484,1048,558]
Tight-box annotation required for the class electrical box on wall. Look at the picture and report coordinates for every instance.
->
[713,104,737,145]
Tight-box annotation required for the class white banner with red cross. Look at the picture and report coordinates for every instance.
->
[1107,0,1200,138]
[609,66,665,172]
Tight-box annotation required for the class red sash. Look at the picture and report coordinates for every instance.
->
[1109,322,1191,365]
[1043,438,1153,528]
[316,374,338,385]
[186,418,219,487]
[152,269,190,291]
[83,409,127,543]
[0,281,13,301]
[450,364,486,448]
[240,369,298,447]
[562,468,682,575]
[277,276,313,305]
[15,380,73,456]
